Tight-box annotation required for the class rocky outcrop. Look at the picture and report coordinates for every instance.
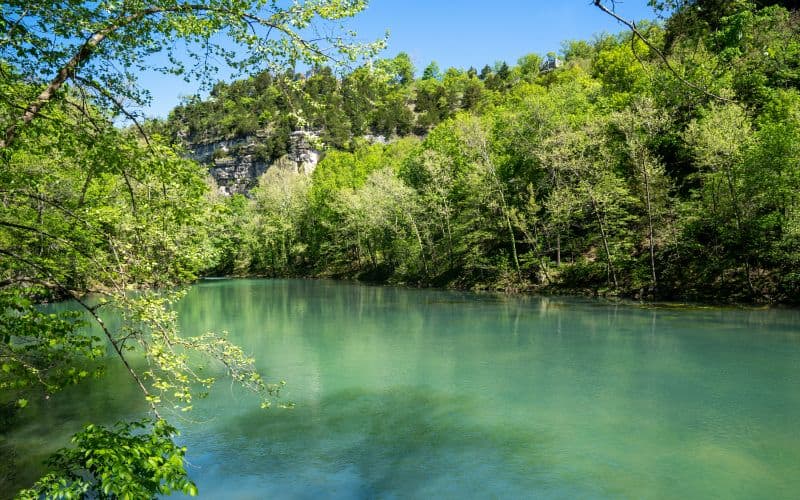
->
[183,130,321,195]
[209,149,269,196]
[287,131,320,175]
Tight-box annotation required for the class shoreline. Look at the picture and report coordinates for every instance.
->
[198,274,795,310]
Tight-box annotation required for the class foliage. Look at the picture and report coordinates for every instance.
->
[0,289,100,407]
[1,0,379,497]
[16,419,197,500]
[0,0,386,147]
[210,1,800,303]
[5,0,800,495]
[164,51,488,153]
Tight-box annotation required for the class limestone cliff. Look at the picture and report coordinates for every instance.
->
[183,130,321,195]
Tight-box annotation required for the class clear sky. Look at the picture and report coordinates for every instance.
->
[138,0,658,118]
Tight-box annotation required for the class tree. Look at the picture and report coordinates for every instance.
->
[0,108,279,496]
[684,102,757,293]
[249,166,311,274]
[593,0,734,103]
[342,65,387,135]
[0,0,386,148]
[1,1,380,497]
[454,115,522,282]
[561,40,594,61]
[485,61,511,91]
[516,53,543,81]
[377,52,416,85]
[422,61,442,81]
[414,78,447,131]
[613,98,672,289]
[332,168,423,275]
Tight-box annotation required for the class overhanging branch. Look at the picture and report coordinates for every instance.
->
[0,2,335,149]
[592,0,733,103]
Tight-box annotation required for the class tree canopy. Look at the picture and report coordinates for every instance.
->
[0,0,385,148]
[187,0,800,303]
[1,0,381,497]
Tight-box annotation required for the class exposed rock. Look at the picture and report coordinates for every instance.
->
[183,130,320,195]
[287,130,321,175]
[186,138,248,164]
[209,152,268,196]
[363,134,387,144]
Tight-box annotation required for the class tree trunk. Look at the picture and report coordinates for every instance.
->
[408,212,429,275]
[556,230,561,266]
[589,194,618,289]
[640,159,657,288]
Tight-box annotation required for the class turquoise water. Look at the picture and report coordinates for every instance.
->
[5,279,800,498]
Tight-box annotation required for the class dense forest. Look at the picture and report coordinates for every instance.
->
[1,0,800,497]
[165,1,800,304]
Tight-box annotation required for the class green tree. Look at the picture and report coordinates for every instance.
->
[516,53,543,82]
[1,1,380,496]
[1,0,386,149]
[249,166,311,274]
[422,61,442,81]
[561,39,594,61]
[414,78,447,132]
[684,103,754,289]
[454,115,522,282]
[613,98,673,289]
[377,52,416,85]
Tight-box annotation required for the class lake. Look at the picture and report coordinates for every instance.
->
[5,279,800,498]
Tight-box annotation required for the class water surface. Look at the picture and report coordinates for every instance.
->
[5,279,800,498]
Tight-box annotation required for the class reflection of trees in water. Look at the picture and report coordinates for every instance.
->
[0,441,17,498]
[1,360,147,495]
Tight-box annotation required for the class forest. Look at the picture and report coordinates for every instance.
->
[1,0,799,497]
[165,1,800,304]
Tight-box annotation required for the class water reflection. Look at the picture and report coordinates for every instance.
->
[3,279,800,499]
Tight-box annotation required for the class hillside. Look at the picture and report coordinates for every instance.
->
[167,1,800,303]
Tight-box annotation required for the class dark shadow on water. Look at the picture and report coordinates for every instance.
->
[181,386,567,498]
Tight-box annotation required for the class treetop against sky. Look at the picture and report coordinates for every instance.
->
[136,0,657,118]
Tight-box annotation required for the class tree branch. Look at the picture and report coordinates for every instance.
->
[1,7,159,148]
[0,247,160,418]
[0,2,338,149]
[592,0,733,103]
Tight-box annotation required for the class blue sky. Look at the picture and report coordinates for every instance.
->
[138,0,658,118]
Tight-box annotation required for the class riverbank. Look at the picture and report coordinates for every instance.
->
[206,268,797,309]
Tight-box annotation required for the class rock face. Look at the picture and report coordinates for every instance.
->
[210,149,269,196]
[184,130,320,195]
[287,131,321,176]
